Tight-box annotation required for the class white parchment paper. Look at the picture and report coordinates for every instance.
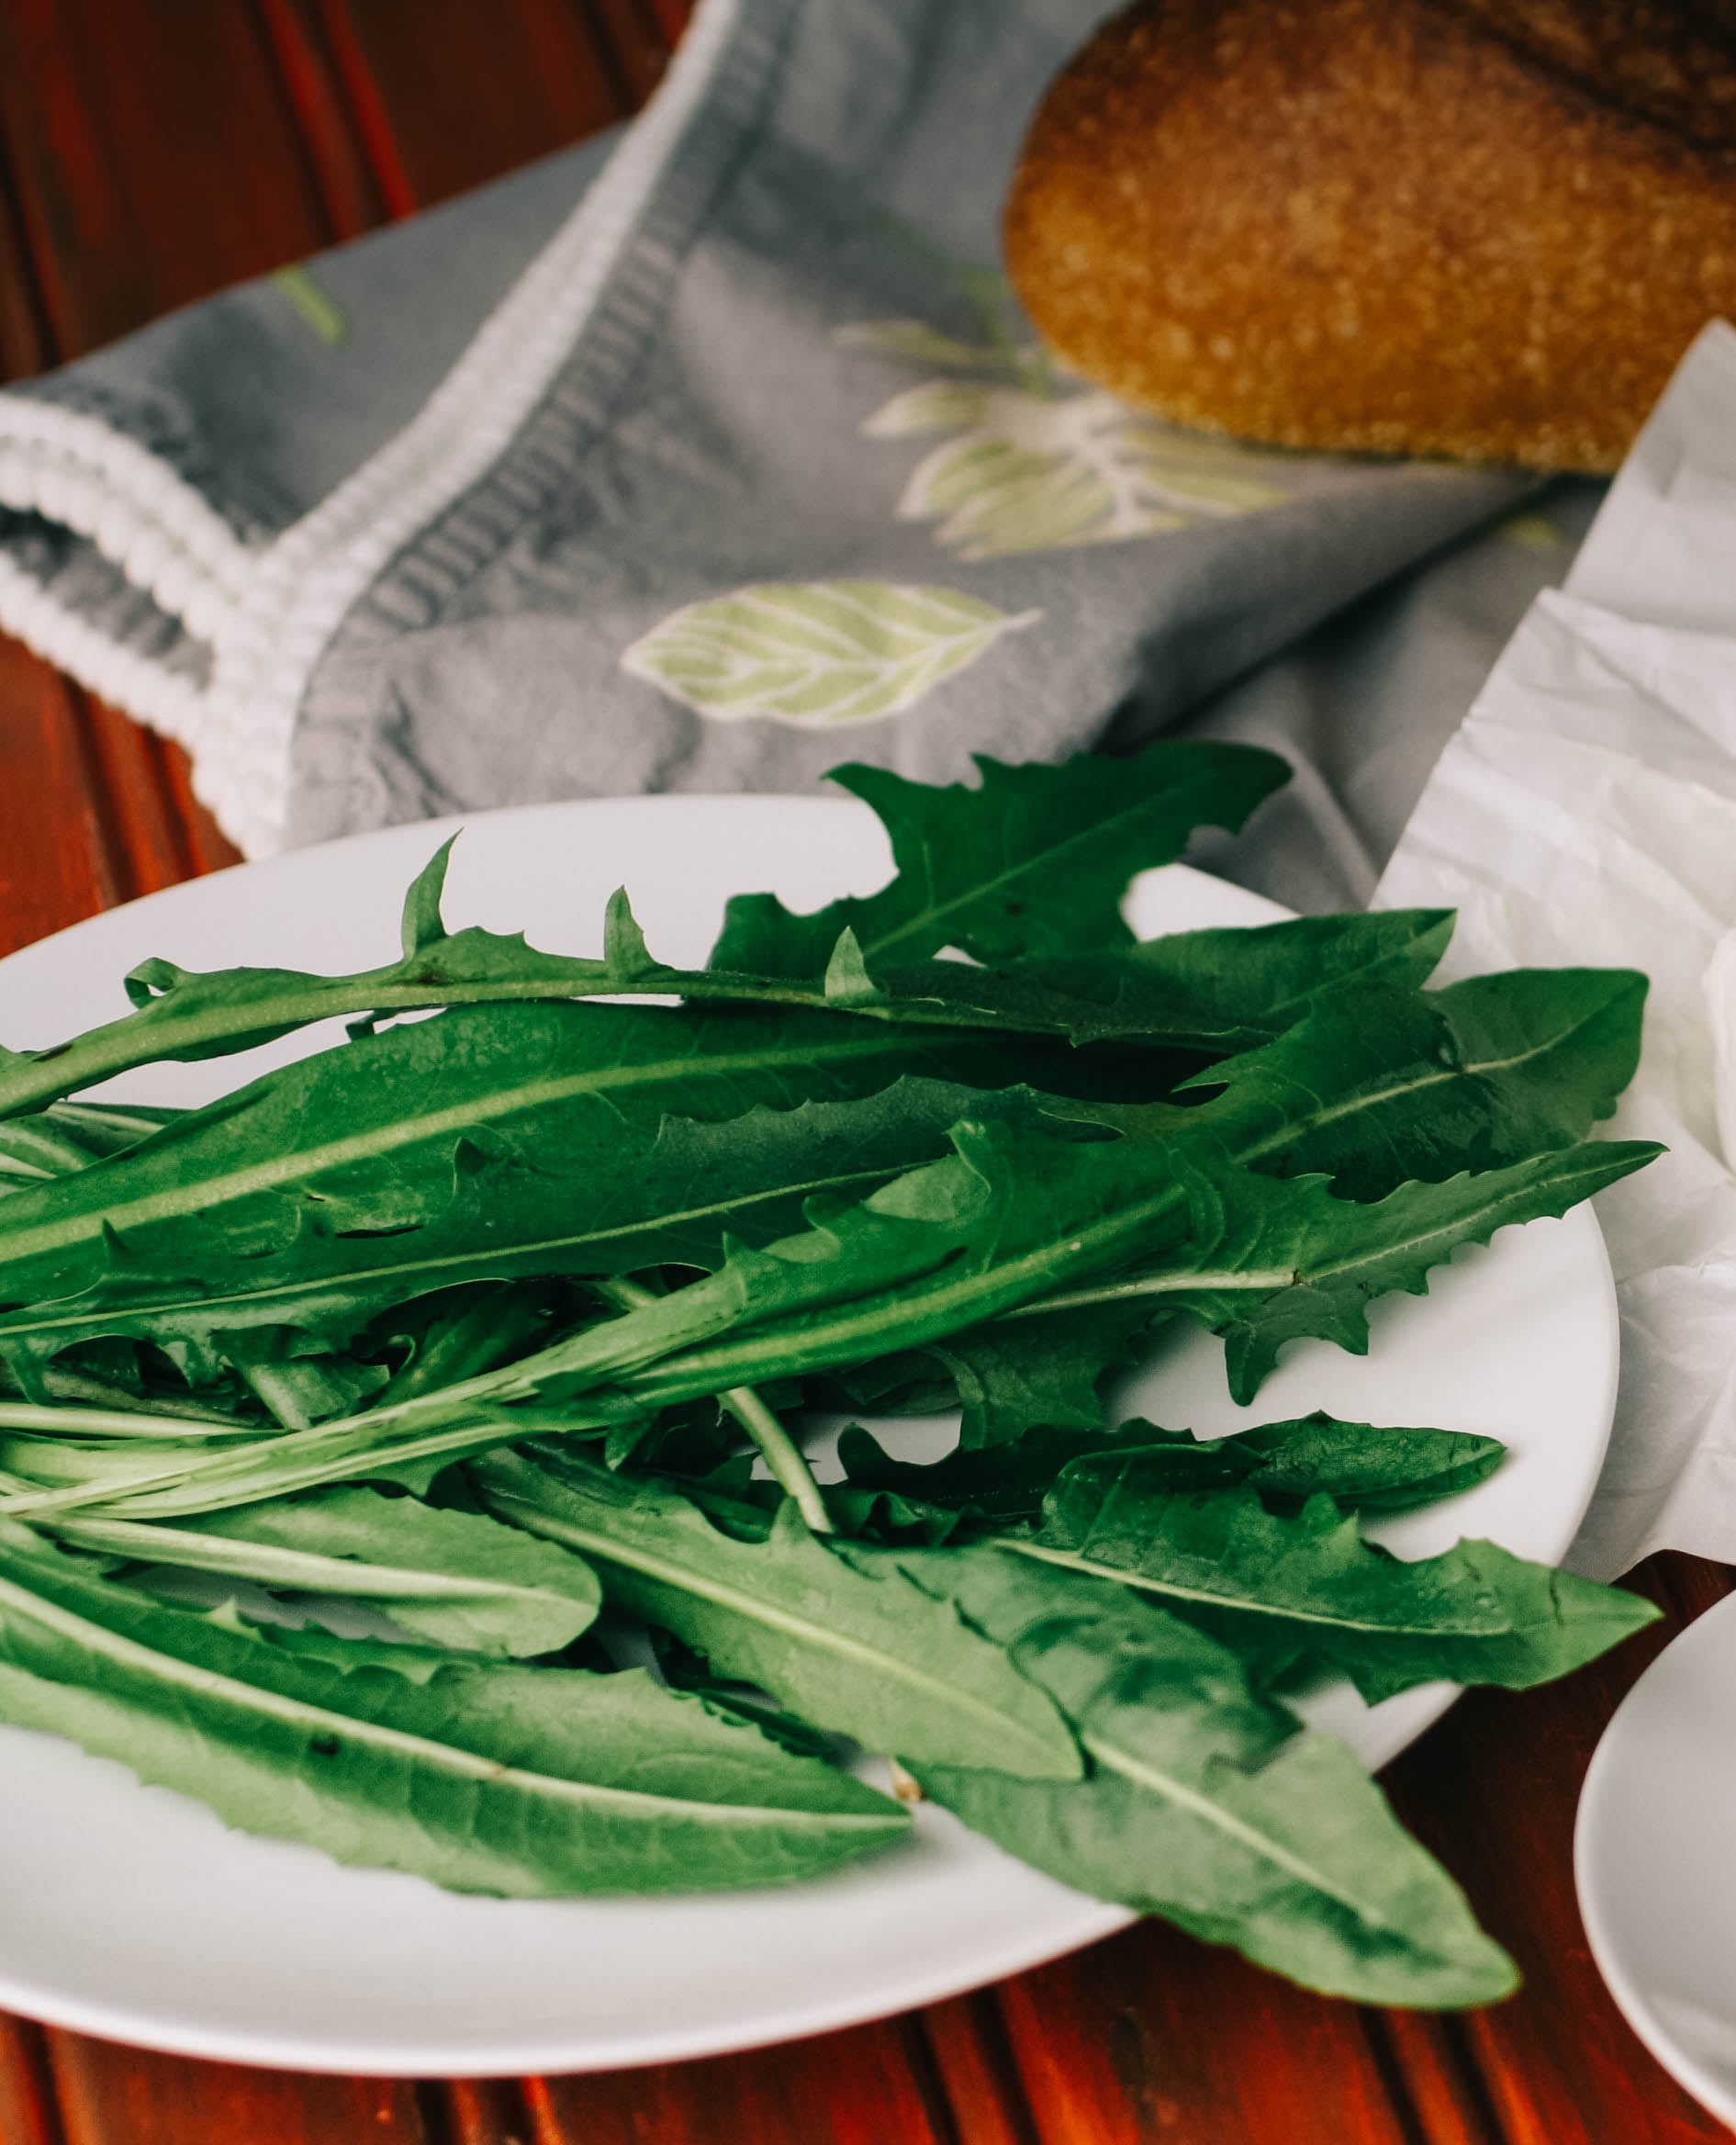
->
[1378,321,1736,1579]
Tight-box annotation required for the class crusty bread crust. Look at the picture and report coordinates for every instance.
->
[1004,0,1736,470]
[1451,0,1736,144]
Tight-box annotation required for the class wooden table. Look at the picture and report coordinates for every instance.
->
[0,6,1729,2139]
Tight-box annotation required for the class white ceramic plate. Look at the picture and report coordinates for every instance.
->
[0,794,1619,2076]
[1577,1589,1736,2127]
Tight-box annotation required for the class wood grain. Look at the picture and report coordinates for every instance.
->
[311,0,630,216]
[253,0,390,241]
[0,635,121,955]
[442,2077,534,2145]
[0,0,328,357]
[581,0,680,105]
[42,2038,431,2145]
[916,1993,1045,2145]
[1387,1555,1736,2145]
[524,2017,953,2145]
[0,121,50,382]
[0,2020,60,2145]
[991,1918,1420,2145]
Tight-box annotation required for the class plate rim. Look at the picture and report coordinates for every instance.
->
[1575,1587,1736,2128]
[0,790,1621,2074]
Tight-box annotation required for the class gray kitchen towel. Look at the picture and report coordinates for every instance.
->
[0,0,1543,867]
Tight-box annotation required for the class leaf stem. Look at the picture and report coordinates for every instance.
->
[721,1384,834,1535]
[999,1264,1295,1320]
[597,1278,833,1534]
[0,1398,256,1441]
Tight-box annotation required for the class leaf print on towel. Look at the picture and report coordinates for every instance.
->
[620,582,1041,729]
[272,265,348,345]
[838,318,1292,562]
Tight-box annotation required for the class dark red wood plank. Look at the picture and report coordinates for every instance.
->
[1367,2011,1501,2145]
[523,2017,951,2145]
[42,2036,430,2145]
[642,0,696,47]
[0,0,330,357]
[0,633,233,955]
[0,128,50,383]
[580,0,678,107]
[990,1916,1418,2145]
[913,1994,1042,2145]
[252,0,389,241]
[442,2077,532,2145]
[314,0,631,217]
[149,730,244,882]
[0,636,121,956]
[0,2018,61,2145]
[74,700,204,900]
[1386,1554,1736,2145]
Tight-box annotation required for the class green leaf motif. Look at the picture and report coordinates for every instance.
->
[619,582,1039,729]
[271,264,348,345]
[845,317,1292,561]
[834,320,1035,373]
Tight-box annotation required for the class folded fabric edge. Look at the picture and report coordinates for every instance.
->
[0,0,745,859]
[0,396,256,632]
[0,546,204,745]
[188,0,749,860]
[0,399,250,772]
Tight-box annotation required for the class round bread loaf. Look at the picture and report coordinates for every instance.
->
[1003,0,1736,470]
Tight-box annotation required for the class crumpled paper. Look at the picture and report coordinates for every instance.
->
[1378,320,1736,1580]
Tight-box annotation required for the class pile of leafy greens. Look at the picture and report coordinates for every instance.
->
[0,742,1662,2008]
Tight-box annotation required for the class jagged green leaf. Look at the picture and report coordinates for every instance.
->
[1148,1140,1657,1402]
[8,1115,1653,1525]
[1019,1470,1659,1700]
[1093,1414,1510,1512]
[58,1481,604,1658]
[904,1554,1518,2006]
[1205,968,1651,1198]
[994,907,1455,1052]
[837,1416,1164,1530]
[628,1128,1654,1418]
[0,1520,906,1893]
[473,1448,1081,1781]
[928,1300,1152,1449]
[0,745,1296,1120]
[0,1001,1036,1309]
[794,906,1455,1056]
[0,1081,1002,1378]
[838,1411,1507,1530]
[708,743,1288,978]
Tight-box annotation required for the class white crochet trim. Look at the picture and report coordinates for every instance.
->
[0,547,203,744]
[200,0,742,857]
[0,0,737,858]
[0,401,254,646]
